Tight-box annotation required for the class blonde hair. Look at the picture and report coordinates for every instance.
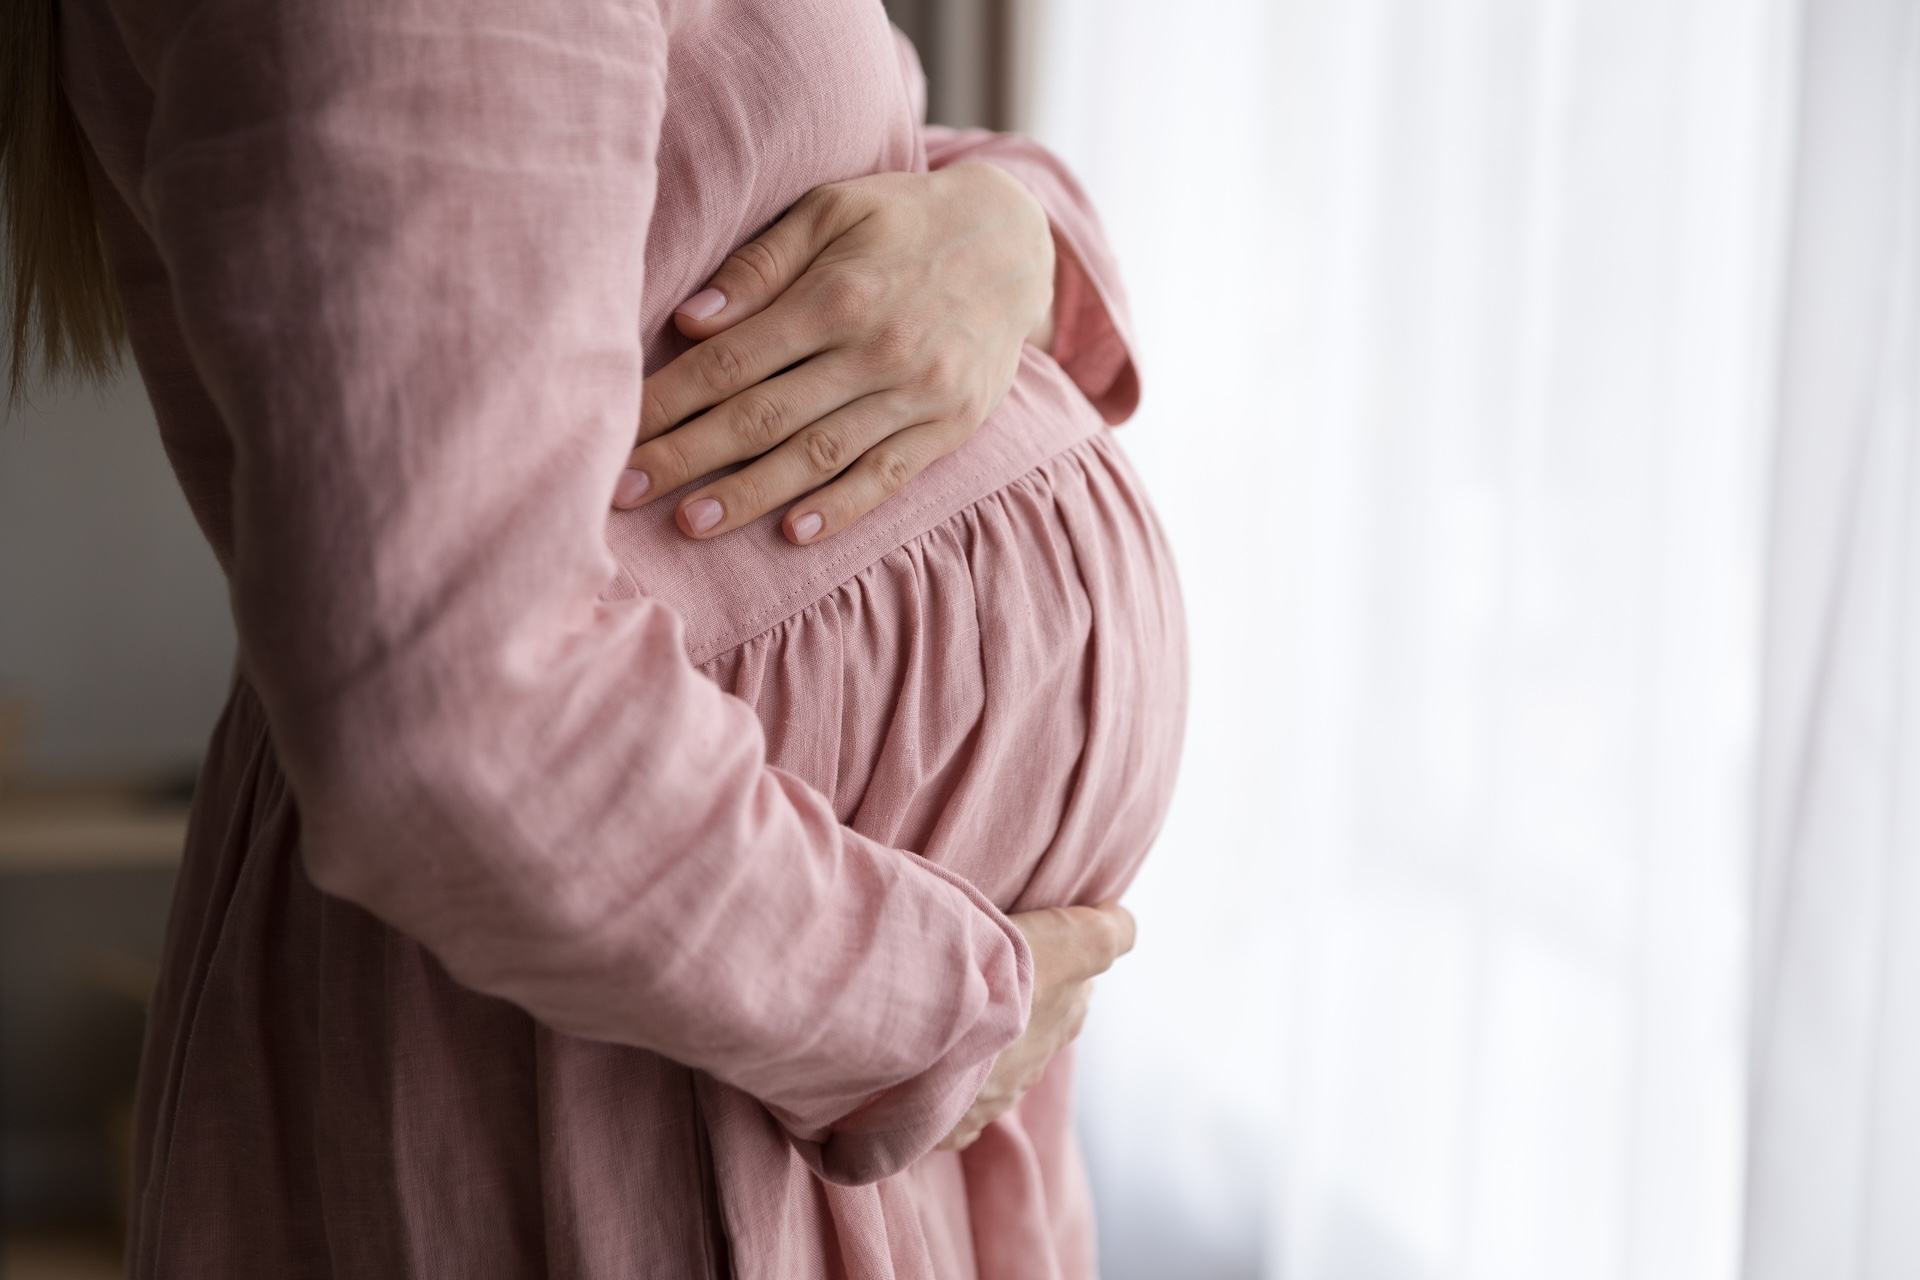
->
[3,0,124,403]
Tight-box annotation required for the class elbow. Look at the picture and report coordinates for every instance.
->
[280,695,638,1018]
[269,676,482,917]
[284,716,441,908]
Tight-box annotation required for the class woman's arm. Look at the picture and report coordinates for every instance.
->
[122,0,1050,1183]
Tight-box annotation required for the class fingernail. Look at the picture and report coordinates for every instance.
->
[684,497,724,534]
[614,469,650,507]
[677,288,727,321]
[791,512,824,543]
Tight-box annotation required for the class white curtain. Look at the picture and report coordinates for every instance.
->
[1033,2,1797,1276]
[1745,3,1920,1278]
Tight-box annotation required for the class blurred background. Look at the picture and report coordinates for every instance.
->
[0,368,230,1276]
[6,0,1918,1277]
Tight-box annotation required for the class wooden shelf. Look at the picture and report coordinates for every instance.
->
[0,783,188,874]
[1,1229,123,1280]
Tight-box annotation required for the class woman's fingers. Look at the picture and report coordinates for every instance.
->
[667,394,929,541]
[640,252,885,443]
[935,902,1135,1153]
[668,182,871,341]
[1091,902,1138,964]
[1014,903,1137,982]
[638,308,823,444]
[934,978,1096,1151]
[777,420,964,544]
[623,353,873,505]
[624,370,962,544]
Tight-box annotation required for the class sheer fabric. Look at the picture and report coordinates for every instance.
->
[1033,1,1794,1275]
[1746,3,1920,1276]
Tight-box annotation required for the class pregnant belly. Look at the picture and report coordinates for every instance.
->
[660,376,1189,913]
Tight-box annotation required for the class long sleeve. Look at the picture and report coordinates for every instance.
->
[925,125,1142,424]
[121,0,1027,1183]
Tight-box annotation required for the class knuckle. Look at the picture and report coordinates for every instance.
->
[866,318,918,367]
[869,446,917,493]
[645,433,692,484]
[923,350,969,399]
[731,392,788,450]
[726,240,785,297]
[799,426,851,476]
[638,397,674,439]
[817,267,882,328]
[699,341,747,394]
[806,181,862,227]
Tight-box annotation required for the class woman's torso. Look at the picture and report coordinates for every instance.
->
[60,1,1187,1276]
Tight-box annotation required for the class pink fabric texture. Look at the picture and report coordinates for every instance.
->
[58,0,1185,1275]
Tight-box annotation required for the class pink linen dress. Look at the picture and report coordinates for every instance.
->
[57,0,1185,1276]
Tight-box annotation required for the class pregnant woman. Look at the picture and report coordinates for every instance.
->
[10,0,1185,1276]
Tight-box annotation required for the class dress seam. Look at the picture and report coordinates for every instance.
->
[687,428,1114,668]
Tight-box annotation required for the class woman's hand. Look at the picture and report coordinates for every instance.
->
[613,163,1057,544]
[937,902,1136,1152]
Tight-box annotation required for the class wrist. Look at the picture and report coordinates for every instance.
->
[940,161,1056,354]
